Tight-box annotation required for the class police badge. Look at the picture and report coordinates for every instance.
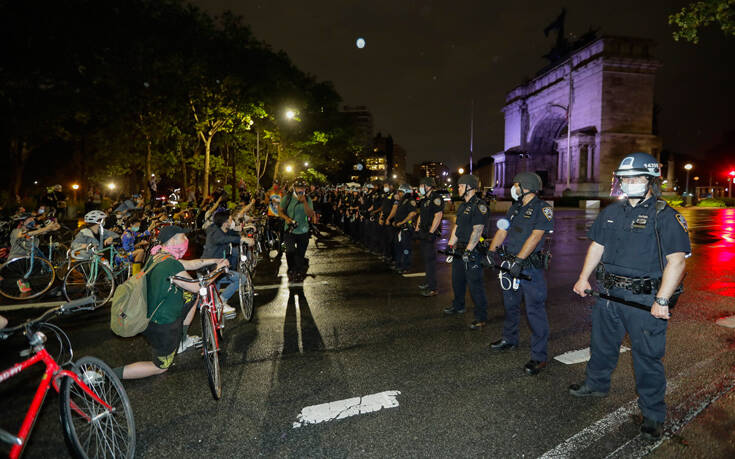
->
[542,207,553,221]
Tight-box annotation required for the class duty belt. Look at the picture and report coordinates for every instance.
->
[597,270,661,295]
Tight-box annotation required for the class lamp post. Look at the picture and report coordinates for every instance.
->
[684,163,693,196]
[71,184,79,201]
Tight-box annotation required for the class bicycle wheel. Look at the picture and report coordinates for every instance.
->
[0,256,55,300]
[51,242,71,278]
[200,308,222,400]
[63,261,115,306]
[238,268,254,322]
[59,356,136,459]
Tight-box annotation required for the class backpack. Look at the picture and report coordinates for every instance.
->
[110,254,170,337]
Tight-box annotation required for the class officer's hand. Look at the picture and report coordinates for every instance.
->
[573,278,591,297]
[508,258,524,278]
[462,251,471,263]
[651,303,671,320]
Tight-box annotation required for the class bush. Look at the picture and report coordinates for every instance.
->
[663,196,684,207]
[697,198,726,208]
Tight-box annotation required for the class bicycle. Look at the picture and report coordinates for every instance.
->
[0,296,136,458]
[169,266,228,400]
[63,243,129,306]
[0,236,57,301]
[236,240,255,322]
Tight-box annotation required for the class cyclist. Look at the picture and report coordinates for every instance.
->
[203,210,253,314]
[112,225,229,380]
[70,210,119,260]
[120,217,154,275]
[7,213,60,260]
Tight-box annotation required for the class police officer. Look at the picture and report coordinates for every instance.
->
[569,152,690,441]
[486,172,553,376]
[379,182,399,263]
[416,177,445,296]
[443,174,490,330]
[391,184,418,273]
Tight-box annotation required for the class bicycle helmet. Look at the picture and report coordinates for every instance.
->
[398,184,412,194]
[84,210,107,224]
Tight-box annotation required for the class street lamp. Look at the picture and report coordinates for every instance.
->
[285,164,294,173]
[392,174,397,179]
[684,163,693,197]
[304,162,309,167]
[458,168,465,175]
[285,109,295,120]
[107,182,116,190]
[71,183,79,201]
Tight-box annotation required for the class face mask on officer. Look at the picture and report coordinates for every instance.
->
[510,184,522,201]
[620,178,648,197]
[419,186,426,196]
[383,186,390,193]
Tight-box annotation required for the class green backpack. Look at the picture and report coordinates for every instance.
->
[110,254,170,337]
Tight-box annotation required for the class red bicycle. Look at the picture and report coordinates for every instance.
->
[169,266,228,400]
[0,297,135,458]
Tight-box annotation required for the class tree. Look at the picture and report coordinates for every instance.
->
[669,0,735,43]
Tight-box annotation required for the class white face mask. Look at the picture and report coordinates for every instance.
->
[419,186,426,196]
[383,187,389,193]
[621,182,647,197]
[510,185,521,201]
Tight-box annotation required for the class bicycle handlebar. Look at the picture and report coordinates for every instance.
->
[0,296,96,339]
[168,266,229,285]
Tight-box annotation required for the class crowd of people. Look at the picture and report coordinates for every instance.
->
[0,151,692,440]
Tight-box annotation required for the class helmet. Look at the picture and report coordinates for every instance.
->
[614,152,661,177]
[398,184,412,194]
[457,174,480,188]
[293,180,307,188]
[84,210,107,224]
[365,183,375,190]
[512,172,543,192]
[420,177,437,187]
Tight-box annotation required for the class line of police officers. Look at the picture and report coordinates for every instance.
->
[325,152,688,440]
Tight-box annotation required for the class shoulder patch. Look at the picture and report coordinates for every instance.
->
[675,213,688,233]
[478,204,488,215]
[542,207,553,221]
[434,197,442,206]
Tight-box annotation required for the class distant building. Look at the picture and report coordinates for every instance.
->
[415,161,449,181]
[343,105,374,155]
[392,144,407,182]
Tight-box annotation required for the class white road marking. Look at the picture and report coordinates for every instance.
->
[254,281,328,290]
[292,390,401,428]
[0,300,66,312]
[553,346,630,365]
[401,272,426,278]
[715,315,735,328]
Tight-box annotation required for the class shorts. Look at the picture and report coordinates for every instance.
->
[142,299,195,369]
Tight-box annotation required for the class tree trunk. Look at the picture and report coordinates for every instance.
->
[231,145,236,200]
[272,143,282,183]
[179,141,189,195]
[145,137,152,201]
[203,136,211,197]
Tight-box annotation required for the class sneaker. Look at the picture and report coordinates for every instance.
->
[469,320,487,330]
[421,289,439,297]
[223,303,236,315]
[443,306,465,315]
[17,279,31,293]
[81,370,105,386]
[568,382,608,398]
[177,335,202,354]
[640,417,664,440]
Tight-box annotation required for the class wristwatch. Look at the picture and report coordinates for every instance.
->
[654,297,669,306]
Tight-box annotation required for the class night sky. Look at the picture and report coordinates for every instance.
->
[192,0,734,169]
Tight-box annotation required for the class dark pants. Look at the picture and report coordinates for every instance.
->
[585,288,668,422]
[501,266,549,362]
[393,228,412,270]
[420,237,438,290]
[451,255,488,321]
[381,225,395,259]
[284,232,310,274]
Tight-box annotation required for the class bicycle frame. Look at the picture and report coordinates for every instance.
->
[198,283,223,349]
[0,347,112,459]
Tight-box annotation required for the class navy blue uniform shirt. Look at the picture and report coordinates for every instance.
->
[419,191,445,232]
[588,197,691,278]
[455,195,488,246]
[394,195,418,222]
[503,196,554,256]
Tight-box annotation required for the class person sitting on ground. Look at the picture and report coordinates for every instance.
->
[70,210,119,259]
[113,226,229,380]
[203,210,254,315]
[120,217,156,275]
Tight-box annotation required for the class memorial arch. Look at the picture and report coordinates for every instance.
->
[493,36,662,198]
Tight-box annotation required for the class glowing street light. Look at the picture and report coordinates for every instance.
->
[458,168,465,175]
[71,184,79,190]
[304,161,309,167]
[285,164,294,173]
[285,109,295,120]
[392,174,397,179]
[107,182,116,190]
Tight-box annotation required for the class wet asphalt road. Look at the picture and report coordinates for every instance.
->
[1,207,734,458]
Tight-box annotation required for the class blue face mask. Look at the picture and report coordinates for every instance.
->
[131,226,140,232]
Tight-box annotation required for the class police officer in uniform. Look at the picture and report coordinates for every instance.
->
[379,183,399,263]
[391,184,418,273]
[443,175,490,330]
[569,152,690,441]
[416,177,444,296]
[486,172,554,375]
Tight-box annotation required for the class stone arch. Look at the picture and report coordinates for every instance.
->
[527,116,567,156]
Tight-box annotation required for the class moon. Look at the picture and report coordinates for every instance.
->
[356,37,366,49]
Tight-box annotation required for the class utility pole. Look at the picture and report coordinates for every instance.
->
[566,62,573,188]
[469,99,474,175]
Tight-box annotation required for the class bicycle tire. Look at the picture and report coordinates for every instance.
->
[238,267,254,322]
[59,356,136,459]
[63,260,115,306]
[0,256,55,300]
[200,308,222,400]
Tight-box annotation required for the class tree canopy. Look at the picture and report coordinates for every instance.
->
[669,0,735,43]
